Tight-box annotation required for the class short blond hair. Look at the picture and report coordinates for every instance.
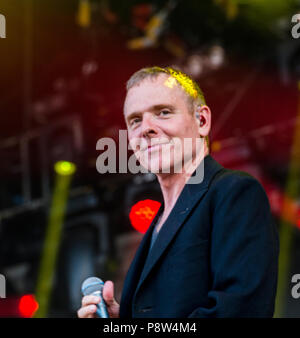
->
[126,66,206,110]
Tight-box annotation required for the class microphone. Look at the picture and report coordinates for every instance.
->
[81,277,109,318]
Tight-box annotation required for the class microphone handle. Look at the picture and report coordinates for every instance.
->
[93,290,109,318]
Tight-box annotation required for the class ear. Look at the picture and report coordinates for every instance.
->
[195,105,211,137]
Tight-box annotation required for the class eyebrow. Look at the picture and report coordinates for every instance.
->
[126,104,176,123]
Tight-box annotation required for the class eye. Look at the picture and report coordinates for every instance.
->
[130,117,141,127]
[158,110,171,116]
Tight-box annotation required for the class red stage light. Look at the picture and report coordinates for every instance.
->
[129,199,161,233]
[18,295,39,318]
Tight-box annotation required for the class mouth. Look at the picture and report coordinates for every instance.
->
[145,142,171,152]
[133,138,174,153]
[148,144,160,150]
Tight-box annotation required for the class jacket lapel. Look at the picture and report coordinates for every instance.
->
[133,155,223,298]
[119,204,163,317]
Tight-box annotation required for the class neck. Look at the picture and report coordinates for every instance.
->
[156,147,209,213]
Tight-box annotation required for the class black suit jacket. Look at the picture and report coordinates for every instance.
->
[119,155,279,318]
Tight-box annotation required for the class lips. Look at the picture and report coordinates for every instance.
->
[148,144,161,150]
[145,142,170,151]
[133,138,174,152]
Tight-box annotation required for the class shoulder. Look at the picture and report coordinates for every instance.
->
[208,167,269,205]
[210,166,262,189]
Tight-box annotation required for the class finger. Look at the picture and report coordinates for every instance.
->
[102,281,120,318]
[77,304,97,318]
[102,280,116,305]
[81,295,101,307]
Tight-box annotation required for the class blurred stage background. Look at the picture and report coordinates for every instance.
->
[0,0,299,317]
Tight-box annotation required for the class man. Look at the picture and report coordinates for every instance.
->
[78,66,279,318]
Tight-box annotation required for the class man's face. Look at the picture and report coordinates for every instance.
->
[124,74,203,174]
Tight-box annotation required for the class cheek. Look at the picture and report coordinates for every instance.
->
[165,121,195,139]
[129,136,147,152]
[162,118,188,135]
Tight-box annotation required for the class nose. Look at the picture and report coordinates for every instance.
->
[140,113,158,138]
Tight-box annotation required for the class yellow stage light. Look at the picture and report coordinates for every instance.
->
[54,161,76,176]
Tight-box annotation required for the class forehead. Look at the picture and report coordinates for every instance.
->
[124,74,189,115]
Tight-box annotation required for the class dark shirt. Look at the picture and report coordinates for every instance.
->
[149,215,161,251]
[144,213,162,272]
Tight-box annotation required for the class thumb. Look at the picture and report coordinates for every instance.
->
[102,280,120,318]
[102,280,117,305]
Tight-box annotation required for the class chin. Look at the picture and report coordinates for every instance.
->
[145,160,177,174]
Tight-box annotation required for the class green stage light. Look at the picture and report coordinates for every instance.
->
[54,161,76,176]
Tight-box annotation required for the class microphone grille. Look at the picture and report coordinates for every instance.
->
[81,277,104,296]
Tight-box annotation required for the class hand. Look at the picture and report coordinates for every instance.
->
[77,280,120,318]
